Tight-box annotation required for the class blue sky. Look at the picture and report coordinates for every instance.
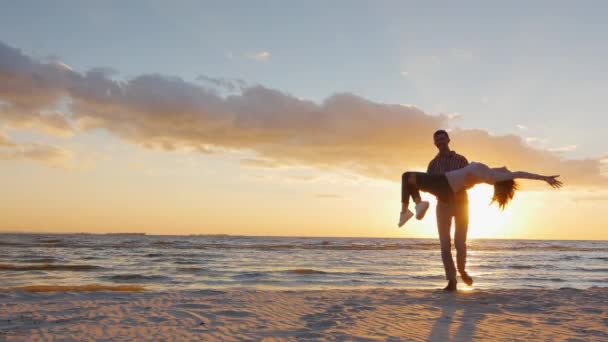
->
[2,1,608,238]
[2,2,606,149]
[2,1,608,157]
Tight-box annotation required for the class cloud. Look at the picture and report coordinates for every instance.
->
[0,42,74,136]
[196,75,248,93]
[315,193,343,199]
[240,158,281,169]
[572,194,608,202]
[525,137,548,147]
[246,51,271,62]
[50,61,73,72]
[283,174,318,182]
[1,110,73,137]
[0,142,74,168]
[0,131,73,168]
[1,41,607,188]
[517,124,527,130]
[548,145,578,153]
[400,71,409,77]
[445,112,462,120]
[450,49,474,62]
[0,131,15,147]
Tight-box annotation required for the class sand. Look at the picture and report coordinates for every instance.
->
[1,286,607,341]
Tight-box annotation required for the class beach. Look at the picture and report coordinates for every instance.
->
[1,286,607,341]
[2,234,607,340]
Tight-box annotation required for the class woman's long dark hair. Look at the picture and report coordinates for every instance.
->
[492,180,518,210]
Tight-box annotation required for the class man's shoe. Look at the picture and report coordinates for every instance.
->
[398,210,414,227]
[415,201,430,220]
[461,272,474,286]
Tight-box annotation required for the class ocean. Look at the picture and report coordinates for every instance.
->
[1,234,606,291]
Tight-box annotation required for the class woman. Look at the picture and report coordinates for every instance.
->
[399,162,563,227]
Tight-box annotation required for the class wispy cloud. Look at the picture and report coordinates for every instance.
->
[0,131,75,168]
[196,75,247,93]
[1,110,74,137]
[445,112,462,120]
[246,51,271,62]
[240,158,281,169]
[450,49,474,62]
[0,41,606,187]
[0,131,15,147]
[315,193,343,199]
[525,137,546,144]
[0,142,73,168]
[572,193,608,202]
[517,124,528,130]
[283,174,318,182]
[549,145,578,153]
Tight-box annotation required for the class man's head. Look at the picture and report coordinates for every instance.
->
[433,129,450,152]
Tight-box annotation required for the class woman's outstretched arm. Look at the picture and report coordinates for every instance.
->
[490,169,563,188]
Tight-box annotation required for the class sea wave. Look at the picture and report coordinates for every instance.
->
[233,272,270,279]
[516,277,567,282]
[285,269,327,275]
[507,264,556,270]
[15,284,145,292]
[38,239,62,243]
[575,267,608,273]
[508,265,536,269]
[104,274,171,282]
[0,263,101,271]
[2,238,607,253]
[232,269,383,277]
[177,267,203,273]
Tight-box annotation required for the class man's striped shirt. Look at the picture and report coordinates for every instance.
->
[427,150,469,203]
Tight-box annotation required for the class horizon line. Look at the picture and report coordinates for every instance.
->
[0,230,606,242]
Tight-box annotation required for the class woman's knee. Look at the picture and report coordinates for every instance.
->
[402,172,417,185]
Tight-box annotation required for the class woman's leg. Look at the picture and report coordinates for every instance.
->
[401,172,422,212]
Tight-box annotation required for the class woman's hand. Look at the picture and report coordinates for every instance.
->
[544,175,563,189]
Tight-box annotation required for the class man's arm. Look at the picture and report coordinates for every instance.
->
[457,155,469,168]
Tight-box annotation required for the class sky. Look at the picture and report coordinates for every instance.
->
[1,1,607,239]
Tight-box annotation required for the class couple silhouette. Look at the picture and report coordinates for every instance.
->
[399,130,562,291]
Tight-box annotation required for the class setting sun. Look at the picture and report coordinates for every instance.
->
[466,185,516,239]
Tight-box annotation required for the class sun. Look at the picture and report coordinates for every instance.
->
[466,185,516,239]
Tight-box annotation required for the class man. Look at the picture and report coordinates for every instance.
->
[427,130,473,291]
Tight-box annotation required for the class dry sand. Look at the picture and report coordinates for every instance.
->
[1,286,607,341]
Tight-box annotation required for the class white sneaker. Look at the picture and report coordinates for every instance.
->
[398,210,414,227]
[415,201,430,220]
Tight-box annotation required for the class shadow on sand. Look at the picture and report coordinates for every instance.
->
[427,290,501,342]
